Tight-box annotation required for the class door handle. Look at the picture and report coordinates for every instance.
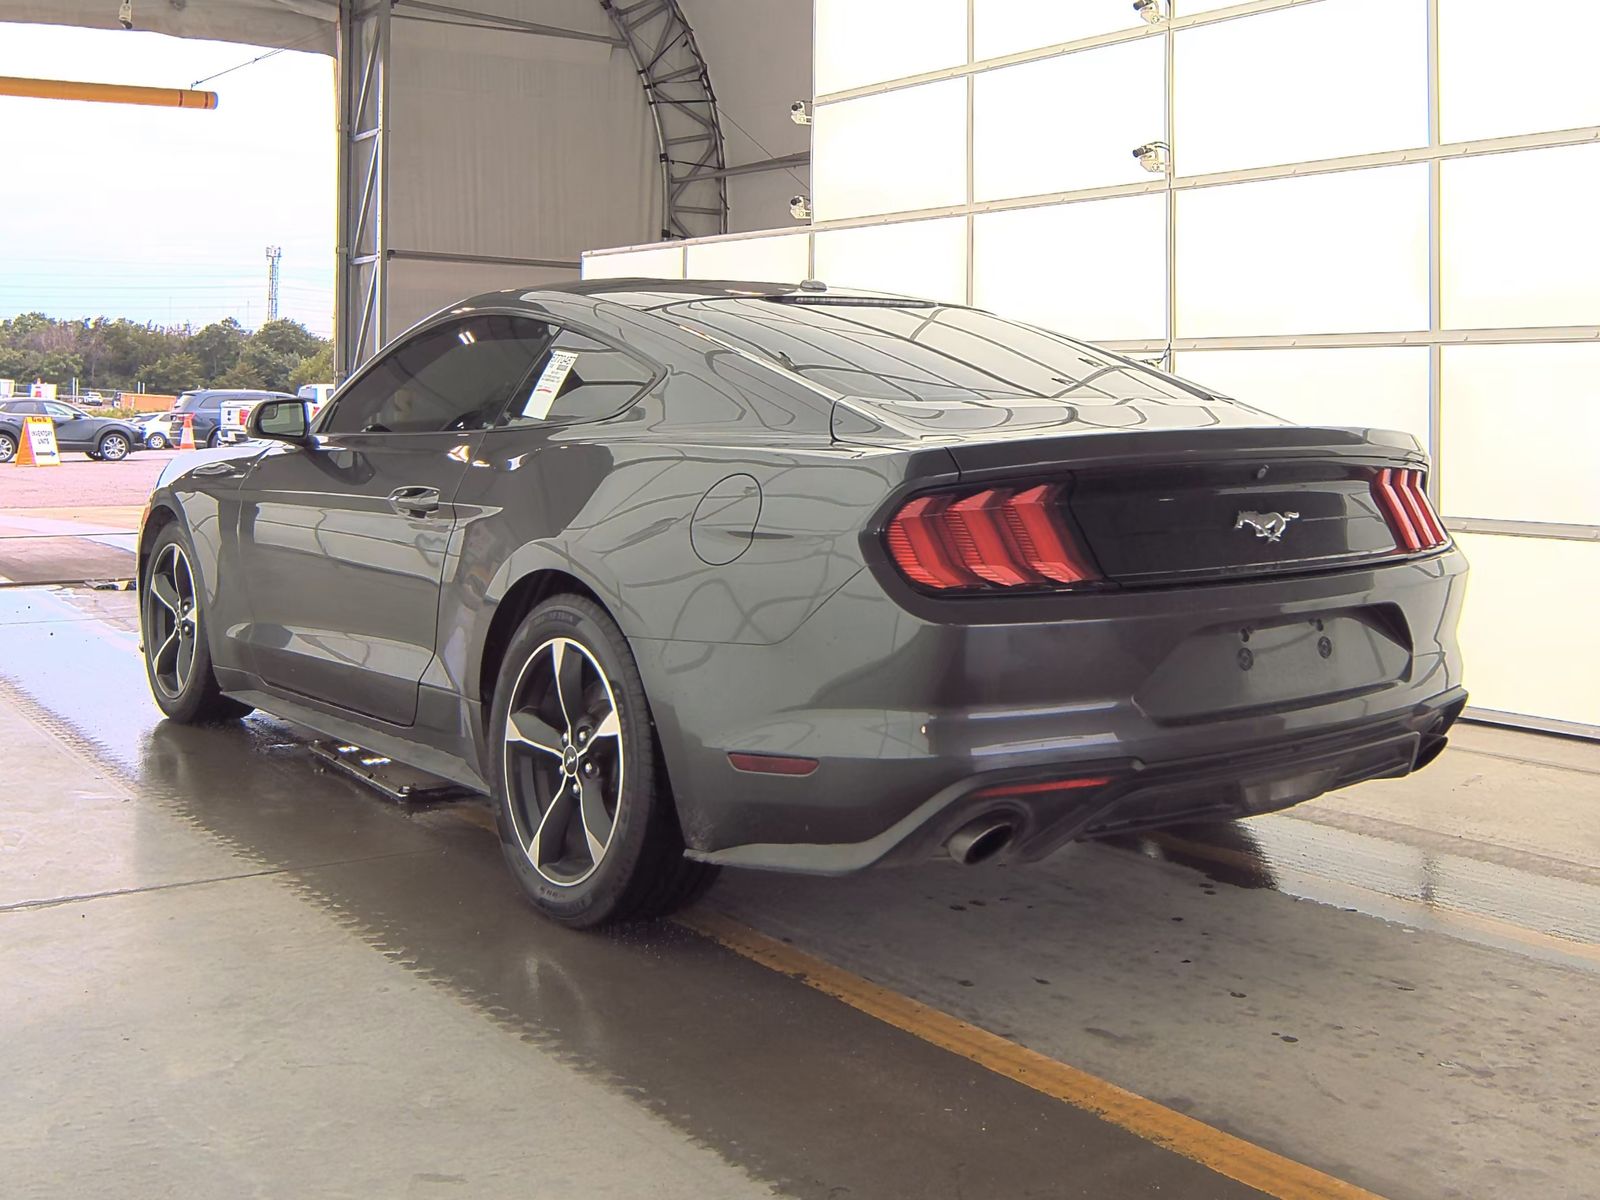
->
[388,485,441,516]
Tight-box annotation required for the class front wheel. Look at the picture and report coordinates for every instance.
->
[0,431,14,462]
[97,432,130,461]
[140,523,253,724]
[489,594,716,928]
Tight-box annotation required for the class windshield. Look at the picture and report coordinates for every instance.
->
[668,297,1221,407]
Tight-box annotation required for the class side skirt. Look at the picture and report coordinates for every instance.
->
[224,683,489,795]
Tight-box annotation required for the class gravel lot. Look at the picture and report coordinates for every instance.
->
[1,449,182,508]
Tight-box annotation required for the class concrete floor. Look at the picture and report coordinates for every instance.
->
[2,584,1597,1199]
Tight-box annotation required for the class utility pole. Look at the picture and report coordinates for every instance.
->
[265,245,283,322]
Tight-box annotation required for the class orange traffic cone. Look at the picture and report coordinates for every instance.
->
[178,413,196,451]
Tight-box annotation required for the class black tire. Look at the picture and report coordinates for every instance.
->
[206,428,221,449]
[488,594,717,928]
[86,451,103,461]
[97,431,131,461]
[139,522,253,724]
[0,431,14,463]
[145,432,169,451]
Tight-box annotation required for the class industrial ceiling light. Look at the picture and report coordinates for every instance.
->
[1132,140,1170,174]
[789,195,813,221]
[1132,0,1166,25]
[789,100,812,126]
[118,0,134,29]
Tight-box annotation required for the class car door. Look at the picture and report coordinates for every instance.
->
[42,402,93,449]
[234,313,555,726]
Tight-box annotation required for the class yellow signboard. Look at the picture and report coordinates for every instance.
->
[14,415,61,466]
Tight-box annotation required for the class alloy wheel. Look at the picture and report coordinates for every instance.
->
[0,433,14,462]
[502,637,625,887]
[101,434,129,460]
[144,542,200,700]
[147,433,168,450]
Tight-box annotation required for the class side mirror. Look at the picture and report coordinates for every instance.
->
[248,398,313,444]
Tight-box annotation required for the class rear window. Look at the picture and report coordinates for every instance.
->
[669,297,1222,407]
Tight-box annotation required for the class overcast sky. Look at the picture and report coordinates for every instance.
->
[1,23,335,336]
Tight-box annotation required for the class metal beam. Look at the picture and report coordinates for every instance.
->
[394,1,622,45]
[336,0,391,377]
[814,0,1328,105]
[388,249,582,270]
[600,0,728,240]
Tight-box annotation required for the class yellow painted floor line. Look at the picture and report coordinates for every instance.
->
[680,908,1388,1200]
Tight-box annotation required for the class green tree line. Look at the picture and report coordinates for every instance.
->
[0,313,334,395]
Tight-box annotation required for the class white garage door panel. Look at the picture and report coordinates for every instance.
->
[582,246,686,280]
[686,235,810,284]
[1175,0,1427,176]
[1439,0,1600,142]
[812,81,968,220]
[813,218,967,305]
[1177,166,1430,338]
[1441,344,1600,527]
[1454,533,1600,729]
[974,38,1164,201]
[1441,145,1600,330]
[974,196,1166,343]
[813,0,967,94]
[1176,348,1431,446]
[973,0,1141,60]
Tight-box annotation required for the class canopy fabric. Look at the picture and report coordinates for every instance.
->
[0,1,335,53]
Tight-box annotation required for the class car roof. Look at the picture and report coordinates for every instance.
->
[188,389,295,399]
[459,277,925,314]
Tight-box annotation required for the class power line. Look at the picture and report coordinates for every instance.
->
[715,110,809,190]
[187,29,327,89]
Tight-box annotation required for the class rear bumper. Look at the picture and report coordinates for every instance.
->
[644,547,1469,873]
[688,687,1465,873]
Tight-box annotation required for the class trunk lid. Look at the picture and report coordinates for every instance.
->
[837,402,1432,586]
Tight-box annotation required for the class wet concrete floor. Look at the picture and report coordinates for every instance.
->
[2,585,1597,1199]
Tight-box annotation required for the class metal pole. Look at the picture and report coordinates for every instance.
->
[1426,0,1445,507]
[374,0,392,354]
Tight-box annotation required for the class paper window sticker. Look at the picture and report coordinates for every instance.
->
[522,351,580,419]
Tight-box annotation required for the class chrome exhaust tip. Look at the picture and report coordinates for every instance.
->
[946,816,1016,866]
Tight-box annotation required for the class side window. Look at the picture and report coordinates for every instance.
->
[498,328,654,427]
[321,315,555,436]
[44,402,76,420]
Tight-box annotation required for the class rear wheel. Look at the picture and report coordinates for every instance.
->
[145,431,169,450]
[140,523,252,724]
[206,428,221,449]
[489,594,716,928]
[97,432,130,461]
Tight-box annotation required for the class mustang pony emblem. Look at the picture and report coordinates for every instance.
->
[1235,510,1300,543]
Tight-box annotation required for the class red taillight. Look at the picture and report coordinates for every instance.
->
[884,484,1100,592]
[1372,468,1448,553]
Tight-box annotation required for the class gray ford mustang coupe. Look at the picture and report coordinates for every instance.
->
[138,280,1468,927]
